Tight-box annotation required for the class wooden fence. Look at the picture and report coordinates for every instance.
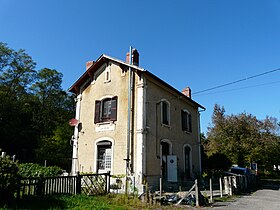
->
[17,172,110,199]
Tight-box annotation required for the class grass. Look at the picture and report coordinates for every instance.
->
[0,194,190,210]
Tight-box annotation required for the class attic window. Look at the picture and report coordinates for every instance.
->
[104,65,111,83]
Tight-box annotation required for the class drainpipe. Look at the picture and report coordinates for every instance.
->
[125,46,133,193]
[71,92,82,175]
[197,108,206,175]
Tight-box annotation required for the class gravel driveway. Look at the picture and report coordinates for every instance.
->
[211,180,280,210]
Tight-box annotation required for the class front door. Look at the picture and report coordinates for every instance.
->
[97,141,112,173]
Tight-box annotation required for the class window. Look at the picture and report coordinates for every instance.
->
[94,96,118,123]
[181,109,192,132]
[96,141,112,173]
[104,65,111,83]
[161,100,170,125]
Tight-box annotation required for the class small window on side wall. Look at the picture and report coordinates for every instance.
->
[161,100,170,126]
[94,96,117,123]
[181,109,192,133]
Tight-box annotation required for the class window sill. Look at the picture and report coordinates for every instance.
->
[183,130,192,134]
[161,123,171,129]
[96,121,115,126]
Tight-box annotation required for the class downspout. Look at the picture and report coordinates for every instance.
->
[71,92,82,175]
[197,107,206,175]
[126,46,133,176]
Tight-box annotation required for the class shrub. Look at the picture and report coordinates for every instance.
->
[18,163,63,178]
[0,155,19,205]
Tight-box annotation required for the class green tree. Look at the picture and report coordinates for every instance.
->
[205,104,279,168]
[0,43,74,167]
[31,68,74,169]
[0,42,37,161]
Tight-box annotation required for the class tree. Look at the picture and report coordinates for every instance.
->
[0,43,37,161]
[0,42,36,98]
[0,43,75,167]
[205,104,279,169]
[30,68,74,169]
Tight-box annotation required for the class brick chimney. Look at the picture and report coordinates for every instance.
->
[182,87,191,99]
[126,49,139,66]
[86,61,94,70]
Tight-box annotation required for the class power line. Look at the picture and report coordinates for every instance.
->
[194,80,280,97]
[192,68,280,95]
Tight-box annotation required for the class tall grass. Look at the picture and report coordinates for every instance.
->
[1,194,159,210]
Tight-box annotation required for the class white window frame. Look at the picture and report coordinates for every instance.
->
[94,137,114,174]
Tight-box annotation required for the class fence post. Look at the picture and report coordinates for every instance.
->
[195,179,199,207]
[229,176,232,196]
[219,177,223,198]
[224,177,229,195]
[159,177,162,197]
[107,172,111,193]
[76,172,81,194]
[209,178,213,203]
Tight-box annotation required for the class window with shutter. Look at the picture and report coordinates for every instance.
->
[94,96,118,124]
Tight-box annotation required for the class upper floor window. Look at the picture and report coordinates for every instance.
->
[104,65,111,83]
[181,109,192,133]
[94,96,117,123]
[161,100,170,126]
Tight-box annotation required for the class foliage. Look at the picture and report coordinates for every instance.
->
[0,156,19,205]
[35,122,73,170]
[18,163,62,178]
[202,153,232,177]
[204,104,280,170]
[0,42,75,168]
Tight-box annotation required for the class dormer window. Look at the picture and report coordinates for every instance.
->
[94,96,117,123]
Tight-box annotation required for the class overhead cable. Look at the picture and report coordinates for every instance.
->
[193,68,280,95]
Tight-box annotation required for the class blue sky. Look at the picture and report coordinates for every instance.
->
[1,0,280,133]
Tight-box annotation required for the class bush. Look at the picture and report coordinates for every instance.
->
[18,163,63,178]
[0,156,19,205]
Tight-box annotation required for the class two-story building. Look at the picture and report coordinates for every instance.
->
[69,48,205,193]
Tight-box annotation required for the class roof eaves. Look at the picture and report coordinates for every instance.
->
[68,54,146,93]
[143,71,205,110]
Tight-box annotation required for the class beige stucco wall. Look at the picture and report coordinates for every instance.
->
[76,61,201,188]
[139,74,201,182]
[77,62,129,175]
